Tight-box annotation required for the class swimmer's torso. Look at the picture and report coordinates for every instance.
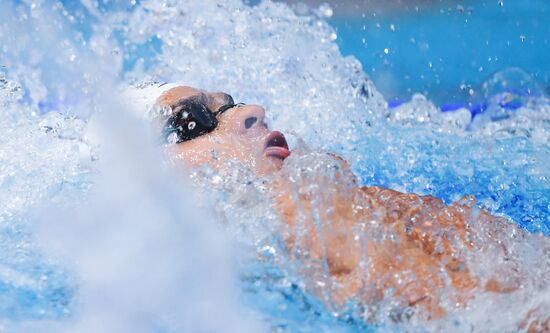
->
[268,151,543,325]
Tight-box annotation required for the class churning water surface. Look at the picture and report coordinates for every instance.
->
[0,1,549,332]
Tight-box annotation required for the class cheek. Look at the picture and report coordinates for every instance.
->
[213,135,267,170]
[166,137,221,168]
[166,131,272,173]
[231,138,284,175]
[219,138,257,161]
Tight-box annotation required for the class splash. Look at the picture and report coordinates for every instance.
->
[0,0,549,332]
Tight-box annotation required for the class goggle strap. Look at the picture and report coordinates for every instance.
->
[215,102,246,116]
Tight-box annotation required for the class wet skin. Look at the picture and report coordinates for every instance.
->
[155,86,548,330]
[158,86,288,175]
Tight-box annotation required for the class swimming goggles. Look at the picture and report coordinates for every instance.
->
[162,99,244,144]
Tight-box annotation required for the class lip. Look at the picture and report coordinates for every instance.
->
[263,130,290,160]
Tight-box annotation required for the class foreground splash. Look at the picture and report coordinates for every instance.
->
[0,0,549,332]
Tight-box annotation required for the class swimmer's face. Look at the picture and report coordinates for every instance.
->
[156,86,290,175]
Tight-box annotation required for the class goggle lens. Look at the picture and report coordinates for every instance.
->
[163,100,243,144]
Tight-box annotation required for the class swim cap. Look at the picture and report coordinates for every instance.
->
[120,81,180,120]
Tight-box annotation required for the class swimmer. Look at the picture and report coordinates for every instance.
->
[146,84,548,331]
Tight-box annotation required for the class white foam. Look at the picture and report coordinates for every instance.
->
[120,82,180,118]
[0,0,549,332]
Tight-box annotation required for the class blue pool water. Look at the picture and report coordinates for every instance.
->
[0,0,549,332]
[331,0,550,105]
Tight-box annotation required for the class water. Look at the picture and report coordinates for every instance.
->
[0,0,549,332]
[331,0,550,105]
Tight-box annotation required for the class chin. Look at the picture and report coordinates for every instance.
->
[254,156,285,175]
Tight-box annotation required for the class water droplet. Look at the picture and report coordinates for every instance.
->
[167,132,179,144]
[317,4,333,18]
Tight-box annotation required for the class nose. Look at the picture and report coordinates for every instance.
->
[231,104,266,133]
